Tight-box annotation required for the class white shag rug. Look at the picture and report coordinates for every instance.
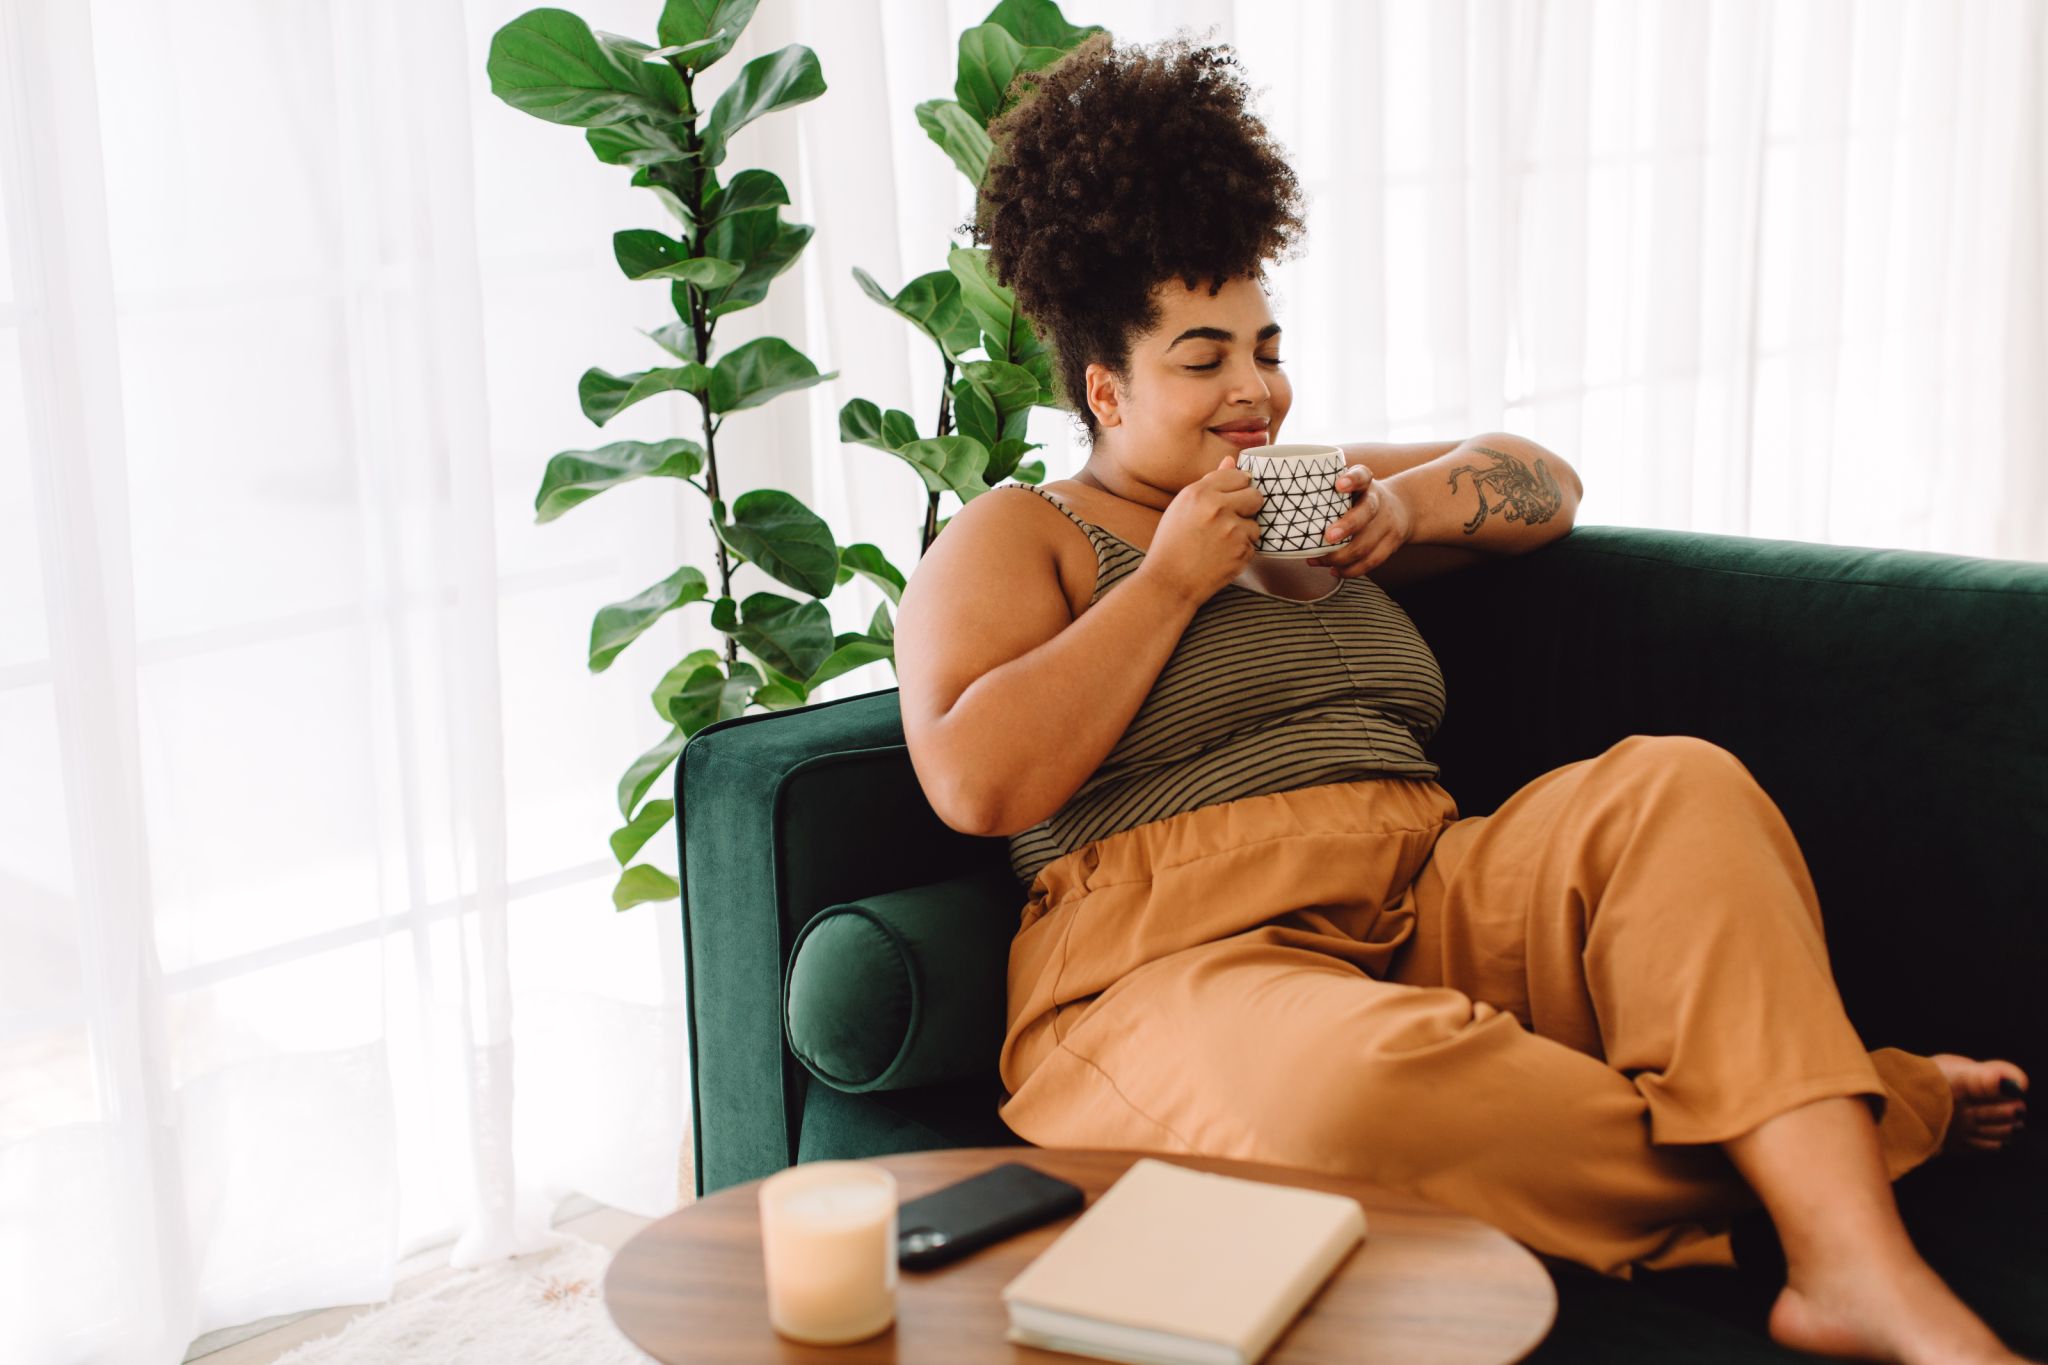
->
[273,1236,652,1364]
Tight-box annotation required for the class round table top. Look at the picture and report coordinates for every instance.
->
[605,1146,1557,1364]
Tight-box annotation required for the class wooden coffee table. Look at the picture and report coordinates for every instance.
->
[606,1146,1557,1363]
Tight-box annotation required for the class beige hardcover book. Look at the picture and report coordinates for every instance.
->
[1000,1158,1367,1365]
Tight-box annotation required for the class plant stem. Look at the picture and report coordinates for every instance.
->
[924,357,955,554]
[677,63,738,671]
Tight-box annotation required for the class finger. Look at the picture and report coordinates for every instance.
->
[1330,525,1401,577]
[1334,463,1373,495]
[1314,487,1380,553]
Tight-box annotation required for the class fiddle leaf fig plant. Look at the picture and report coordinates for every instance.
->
[485,0,1100,911]
[490,2,896,910]
[841,0,1103,551]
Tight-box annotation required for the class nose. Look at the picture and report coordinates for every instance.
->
[1226,355,1274,405]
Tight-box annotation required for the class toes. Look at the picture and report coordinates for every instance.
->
[1948,1057,2029,1102]
[1964,1098,2028,1121]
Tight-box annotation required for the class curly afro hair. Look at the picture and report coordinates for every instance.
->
[970,29,1308,444]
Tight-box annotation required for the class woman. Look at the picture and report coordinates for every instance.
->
[892,31,2031,1365]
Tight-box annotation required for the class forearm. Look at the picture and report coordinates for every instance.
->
[1380,432,1580,554]
[937,565,1199,838]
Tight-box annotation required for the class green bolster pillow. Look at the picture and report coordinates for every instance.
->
[782,871,1020,1094]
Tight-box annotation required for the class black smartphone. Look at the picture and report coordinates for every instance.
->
[896,1162,1087,1269]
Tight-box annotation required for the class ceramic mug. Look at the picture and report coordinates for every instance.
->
[1236,443,1352,557]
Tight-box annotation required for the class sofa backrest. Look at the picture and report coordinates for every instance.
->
[1394,525,2047,1063]
[679,524,2048,1194]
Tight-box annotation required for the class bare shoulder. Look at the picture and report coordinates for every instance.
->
[894,486,1077,736]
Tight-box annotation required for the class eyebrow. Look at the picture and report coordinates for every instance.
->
[1164,322,1283,352]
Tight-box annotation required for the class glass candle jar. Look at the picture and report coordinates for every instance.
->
[757,1161,898,1345]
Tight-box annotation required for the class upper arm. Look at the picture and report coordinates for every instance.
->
[893,488,1076,832]
[1339,438,1466,482]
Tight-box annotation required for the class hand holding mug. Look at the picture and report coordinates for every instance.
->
[1305,463,1415,578]
[1136,455,1266,607]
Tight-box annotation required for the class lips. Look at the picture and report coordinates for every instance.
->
[1209,420,1270,434]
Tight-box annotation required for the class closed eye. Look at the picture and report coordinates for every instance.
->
[1188,356,1284,371]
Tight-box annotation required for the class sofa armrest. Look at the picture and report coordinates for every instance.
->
[677,688,1012,1197]
[783,871,1020,1094]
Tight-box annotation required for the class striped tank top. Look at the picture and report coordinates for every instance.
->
[1004,482,1448,890]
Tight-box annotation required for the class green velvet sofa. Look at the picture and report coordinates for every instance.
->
[676,523,2047,1361]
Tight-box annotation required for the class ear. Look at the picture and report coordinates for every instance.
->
[1084,361,1123,428]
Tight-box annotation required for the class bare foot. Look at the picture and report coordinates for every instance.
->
[1768,1248,2034,1362]
[1930,1054,2028,1155]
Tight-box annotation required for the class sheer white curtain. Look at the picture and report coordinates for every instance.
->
[813,0,2046,561]
[3,1,2042,1361]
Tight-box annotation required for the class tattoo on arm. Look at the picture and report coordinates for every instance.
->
[1445,444,1565,536]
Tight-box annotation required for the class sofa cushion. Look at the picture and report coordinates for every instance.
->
[783,872,1018,1093]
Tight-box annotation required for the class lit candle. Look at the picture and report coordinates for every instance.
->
[758,1161,898,1345]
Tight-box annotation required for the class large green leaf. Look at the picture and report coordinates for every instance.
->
[699,45,826,168]
[695,214,813,320]
[588,29,695,110]
[807,632,893,690]
[609,799,674,864]
[983,0,1105,51]
[710,490,840,598]
[835,543,906,604]
[705,168,789,229]
[656,0,759,71]
[613,230,741,287]
[665,660,760,735]
[585,119,693,167]
[617,725,686,818]
[985,436,1043,485]
[751,665,809,710]
[895,436,992,501]
[960,358,1042,415]
[589,565,710,671]
[535,437,704,522]
[915,99,993,185]
[613,864,681,910]
[649,648,722,722]
[709,593,836,680]
[852,267,979,361]
[950,375,999,452]
[642,320,704,363]
[868,600,894,643]
[948,246,1039,364]
[487,10,686,127]
[839,399,920,454]
[579,362,712,426]
[708,336,836,415]
[952,357,1040,456]
[1017,337,1058,404]
[955,24,1066,128]
[629,164,696,228]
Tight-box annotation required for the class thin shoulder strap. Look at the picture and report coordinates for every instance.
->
[1007,482,1095,534]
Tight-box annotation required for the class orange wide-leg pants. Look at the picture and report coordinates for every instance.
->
[997,735,1955,1278]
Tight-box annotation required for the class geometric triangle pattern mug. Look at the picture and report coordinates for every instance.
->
[1237,444,1354,556]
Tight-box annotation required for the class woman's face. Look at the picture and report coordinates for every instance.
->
[1080,273,1293,508]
